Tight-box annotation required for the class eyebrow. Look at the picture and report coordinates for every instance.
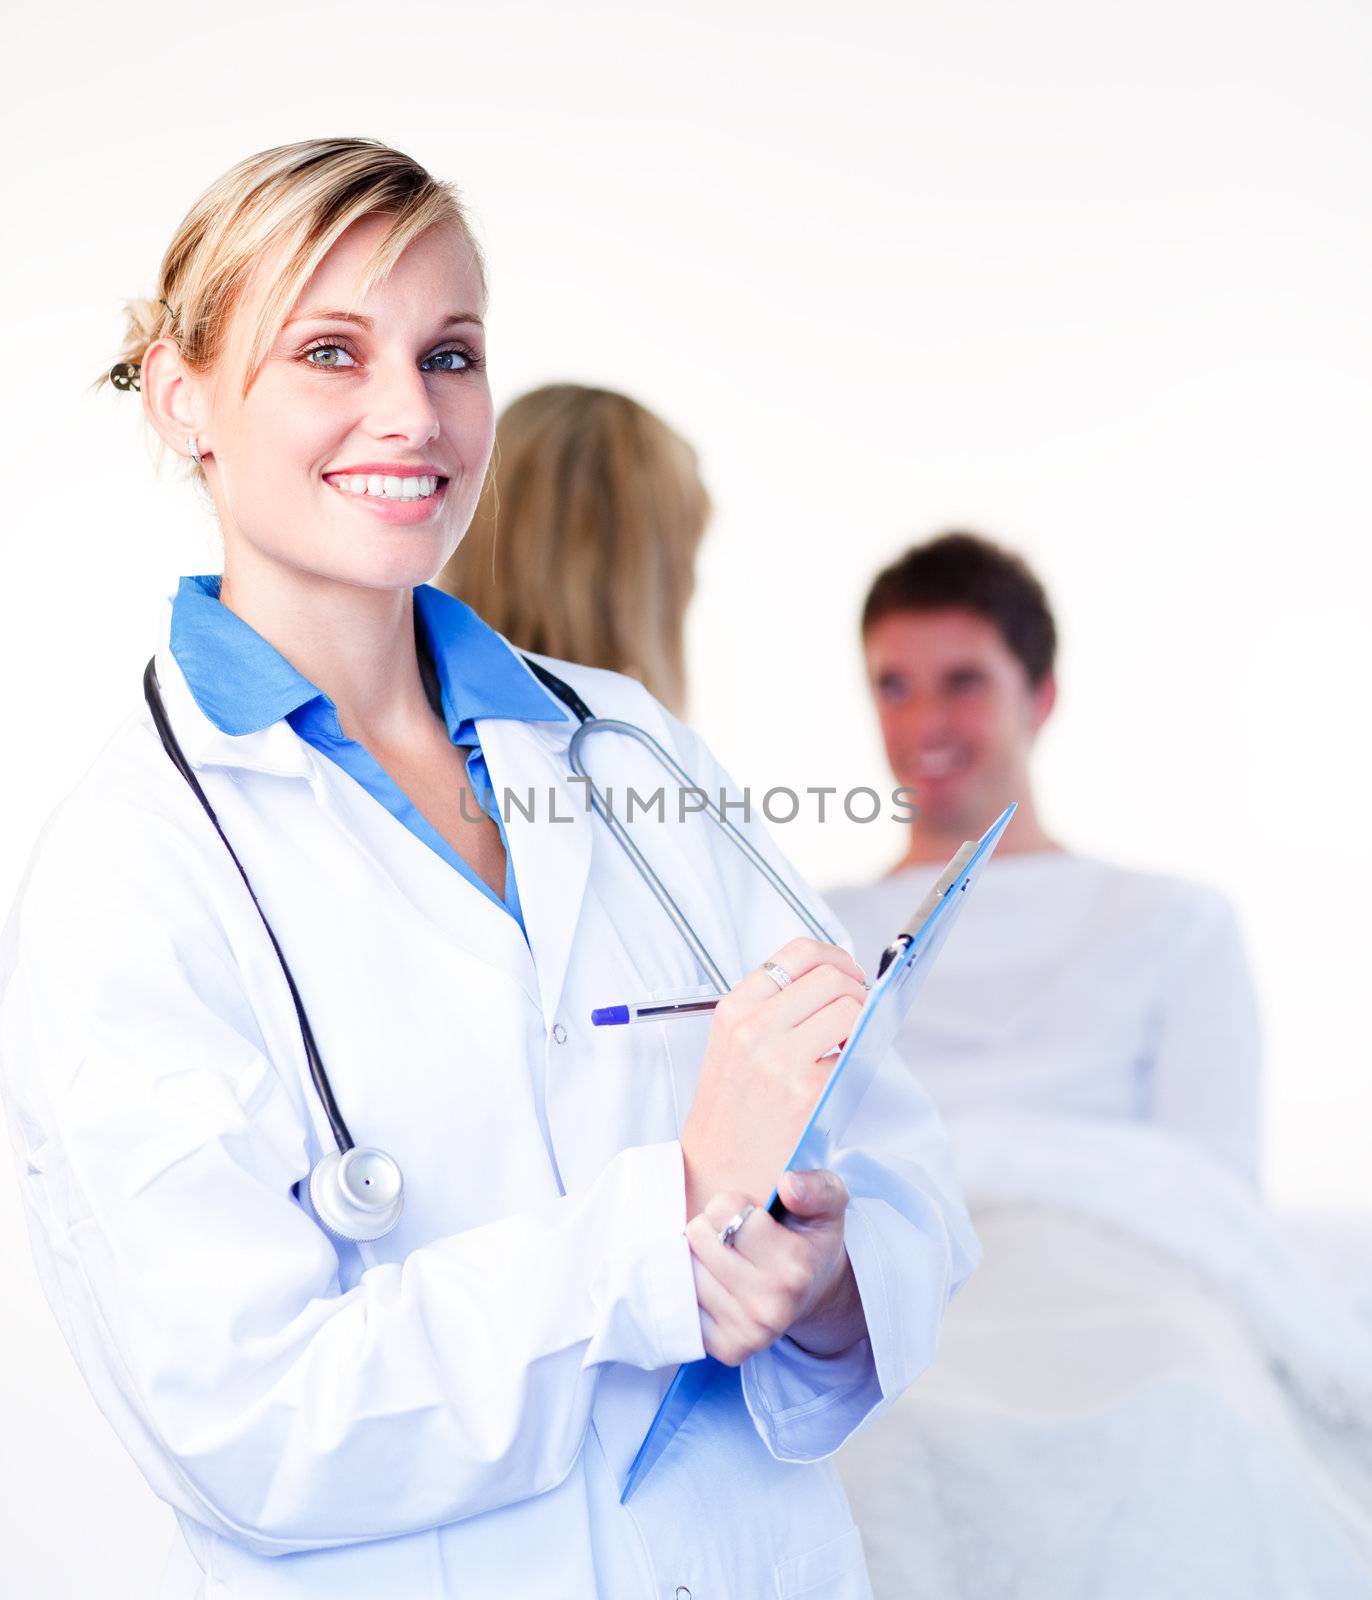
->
[283,309,484,330]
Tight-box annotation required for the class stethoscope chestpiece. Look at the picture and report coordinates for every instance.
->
[307,1147,405,1242]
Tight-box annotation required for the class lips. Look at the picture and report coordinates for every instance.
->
[323,470,451,525]
[324,461,446,479]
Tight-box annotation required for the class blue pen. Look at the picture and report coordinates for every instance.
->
[591,995,723,1026]
[591,981,873,1028]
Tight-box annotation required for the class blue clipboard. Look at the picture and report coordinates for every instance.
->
[619,802,1017,1503]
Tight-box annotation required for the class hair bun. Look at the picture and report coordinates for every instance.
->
[98,293,167,392]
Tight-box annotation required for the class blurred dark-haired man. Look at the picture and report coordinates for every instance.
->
[827,531,1262,1184]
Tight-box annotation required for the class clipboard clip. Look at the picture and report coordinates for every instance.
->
[875,838,981,977]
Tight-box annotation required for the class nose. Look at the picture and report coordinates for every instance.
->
[362,353,441,448]
[893,692,952,747]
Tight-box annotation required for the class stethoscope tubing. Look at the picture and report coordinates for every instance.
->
[143,660,356,1155]
[565,716,831,993]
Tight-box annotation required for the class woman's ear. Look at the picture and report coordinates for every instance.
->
[141,337,207,464]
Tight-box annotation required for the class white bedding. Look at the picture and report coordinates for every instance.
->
[838,1113,1372,1599]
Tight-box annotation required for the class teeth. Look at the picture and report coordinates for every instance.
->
[333,474,440,499]
[915,749,962,777]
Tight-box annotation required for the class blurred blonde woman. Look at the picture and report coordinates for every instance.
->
[439,384,709,715]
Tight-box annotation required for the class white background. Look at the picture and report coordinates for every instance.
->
[2,1,1369,1591]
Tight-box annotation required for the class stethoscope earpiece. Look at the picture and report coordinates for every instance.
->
[307,1147,405,1243]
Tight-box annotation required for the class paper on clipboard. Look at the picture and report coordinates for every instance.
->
[619,801,1017,1503]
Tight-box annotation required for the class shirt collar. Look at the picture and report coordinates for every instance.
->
[170,573,567,737]
[413,581,567,730]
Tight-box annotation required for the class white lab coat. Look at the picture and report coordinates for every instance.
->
[0,601,977,1599]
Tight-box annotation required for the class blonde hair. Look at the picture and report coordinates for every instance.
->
[101,137,483,453]
[438,385,711,714]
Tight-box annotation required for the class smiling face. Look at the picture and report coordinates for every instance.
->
[196,212,493,594]
[865,606,1055,836]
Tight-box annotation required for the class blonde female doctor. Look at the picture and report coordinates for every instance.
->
[0,139,976,1600]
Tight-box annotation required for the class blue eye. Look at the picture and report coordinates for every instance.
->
[421,347,474,373]
[303,343,356,368]
[297,338,482,374]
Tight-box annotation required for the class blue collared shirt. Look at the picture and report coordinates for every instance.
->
[170,574,566,935]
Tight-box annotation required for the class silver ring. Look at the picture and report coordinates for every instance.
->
[762,960,792,992]
[717,1205,755,1248]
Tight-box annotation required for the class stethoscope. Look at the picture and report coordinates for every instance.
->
[143,647,829,1243]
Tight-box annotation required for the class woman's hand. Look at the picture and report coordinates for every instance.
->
[685,1169,868,1366]
[679,937,867,1216]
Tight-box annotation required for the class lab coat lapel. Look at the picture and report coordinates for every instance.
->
[478,718,592,1026]
[302,753,540,1009]
[155,643,541,1009]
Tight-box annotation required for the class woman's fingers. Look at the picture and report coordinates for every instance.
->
[774,935,865,986]
[777,1167,850,1222]
[690,1251,769,1367]
[789,992,865,1066]
[718,944,867,1072]
[689,1196,767,1281]
[761,960,868,1034]
[687,1198,817,1357]
[728,937,865,1010]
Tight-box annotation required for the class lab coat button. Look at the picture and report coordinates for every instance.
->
[552,1023,568,1044]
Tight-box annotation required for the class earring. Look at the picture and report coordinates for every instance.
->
[187,435,203,467]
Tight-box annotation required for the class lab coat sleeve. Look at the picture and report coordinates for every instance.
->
[1147,886,1263,1188]
[0,802,706,1558]
[657,711,980,1462]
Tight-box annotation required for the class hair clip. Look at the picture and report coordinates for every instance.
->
[159,296,178,325]
[109,361,141,392]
